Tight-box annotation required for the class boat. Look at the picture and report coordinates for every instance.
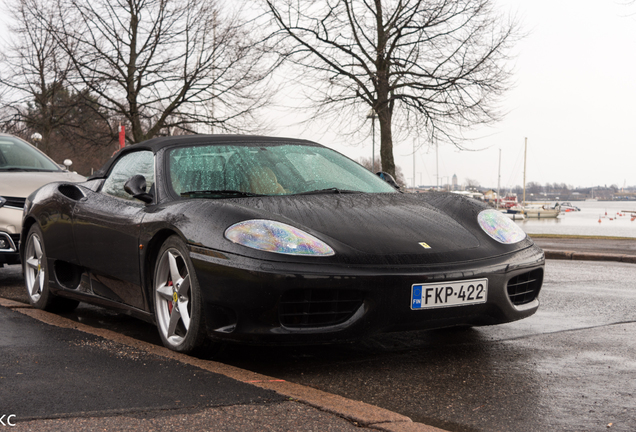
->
[492,149,523,220]
[501,208,525,220]
[500,194,522,209]
[523,204,561,219]
[554,202,580,212]
[518,138,560,219]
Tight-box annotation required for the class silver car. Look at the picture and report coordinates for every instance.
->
[0,133,85,266]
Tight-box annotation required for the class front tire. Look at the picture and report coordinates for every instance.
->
[23,225,79,312]
[153,236,207,354]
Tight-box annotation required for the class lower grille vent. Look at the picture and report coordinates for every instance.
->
[507,269,543,306]
[3,196,26,209]
[279,289,363,328]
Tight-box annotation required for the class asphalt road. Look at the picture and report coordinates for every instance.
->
[2,259,636,432]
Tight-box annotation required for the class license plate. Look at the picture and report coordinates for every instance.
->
[411,278,488,310]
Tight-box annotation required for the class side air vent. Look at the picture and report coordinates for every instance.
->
[279,289,364,328]
[58,184,85,201]
[507,269,543,306]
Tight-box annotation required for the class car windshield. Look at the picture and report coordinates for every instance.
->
[168,143,397,198]
[0,136,61,172]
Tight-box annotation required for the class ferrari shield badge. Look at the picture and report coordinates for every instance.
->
[419,242,431,249]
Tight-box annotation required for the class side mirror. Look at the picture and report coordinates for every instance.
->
[124,175,154,203]
[63,159,73,169]
[376,171,400,190]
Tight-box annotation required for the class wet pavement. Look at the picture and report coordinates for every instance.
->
[1,237,636,431]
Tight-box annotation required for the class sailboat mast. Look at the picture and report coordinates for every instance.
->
[497,148,501,210]
[436,141,439,190]
[522,137,527,205]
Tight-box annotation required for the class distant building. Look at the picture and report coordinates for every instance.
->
[452,174,458,190]
[483,190,497,202]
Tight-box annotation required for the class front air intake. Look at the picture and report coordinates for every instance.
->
[507,269,543,306]
[279,289,363,328]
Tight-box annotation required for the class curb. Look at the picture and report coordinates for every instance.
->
[544,250,636,264]
[0,298,448,432]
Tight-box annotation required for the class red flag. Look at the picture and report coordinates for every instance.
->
[119,124,125,148]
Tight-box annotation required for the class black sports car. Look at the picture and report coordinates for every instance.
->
[22,135,544,353]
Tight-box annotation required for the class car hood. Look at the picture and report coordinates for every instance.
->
[248,193,481,255]
[172,192,533,266]
[0,171,86,198]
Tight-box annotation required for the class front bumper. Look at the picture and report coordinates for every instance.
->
[0,207,22,264]
[0,232,20,265]
[189,243,545,344]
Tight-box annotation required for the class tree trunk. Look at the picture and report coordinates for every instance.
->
[375,65,395,176]
[374,0,395,177]
[377,106,395,177]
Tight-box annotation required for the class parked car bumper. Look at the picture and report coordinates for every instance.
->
[0,207,22,265]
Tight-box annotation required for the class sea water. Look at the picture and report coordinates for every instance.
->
[514,201,636,238]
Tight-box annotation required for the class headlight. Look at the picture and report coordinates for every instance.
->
[224,219,335,256]
[477,209,526,244]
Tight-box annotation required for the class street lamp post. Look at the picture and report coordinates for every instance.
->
[413,138,416,193]
[367,109,377,172]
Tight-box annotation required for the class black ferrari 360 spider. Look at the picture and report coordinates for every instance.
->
[22,135,544,353]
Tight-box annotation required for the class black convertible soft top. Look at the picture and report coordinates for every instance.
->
[89,134,321,180]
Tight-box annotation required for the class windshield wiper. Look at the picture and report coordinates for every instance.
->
[180,189,264,198]
[295,188,362,196]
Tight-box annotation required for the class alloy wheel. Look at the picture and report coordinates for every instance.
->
[155,248,192,347]
[24,232,45,303]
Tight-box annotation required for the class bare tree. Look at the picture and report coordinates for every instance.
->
[0,0,76,154]
[0,0,118,173]
[465,178,480,189]
[266,0,519,177]
[49,0,277,143]
[526,181,543,197]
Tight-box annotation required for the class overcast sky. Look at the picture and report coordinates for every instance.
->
[270,0,636,190]
[2,1,634,189]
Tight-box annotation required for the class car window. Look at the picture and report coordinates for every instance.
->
[102,151,155,201]
[168,143,396,198]
[0,136,61,171]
